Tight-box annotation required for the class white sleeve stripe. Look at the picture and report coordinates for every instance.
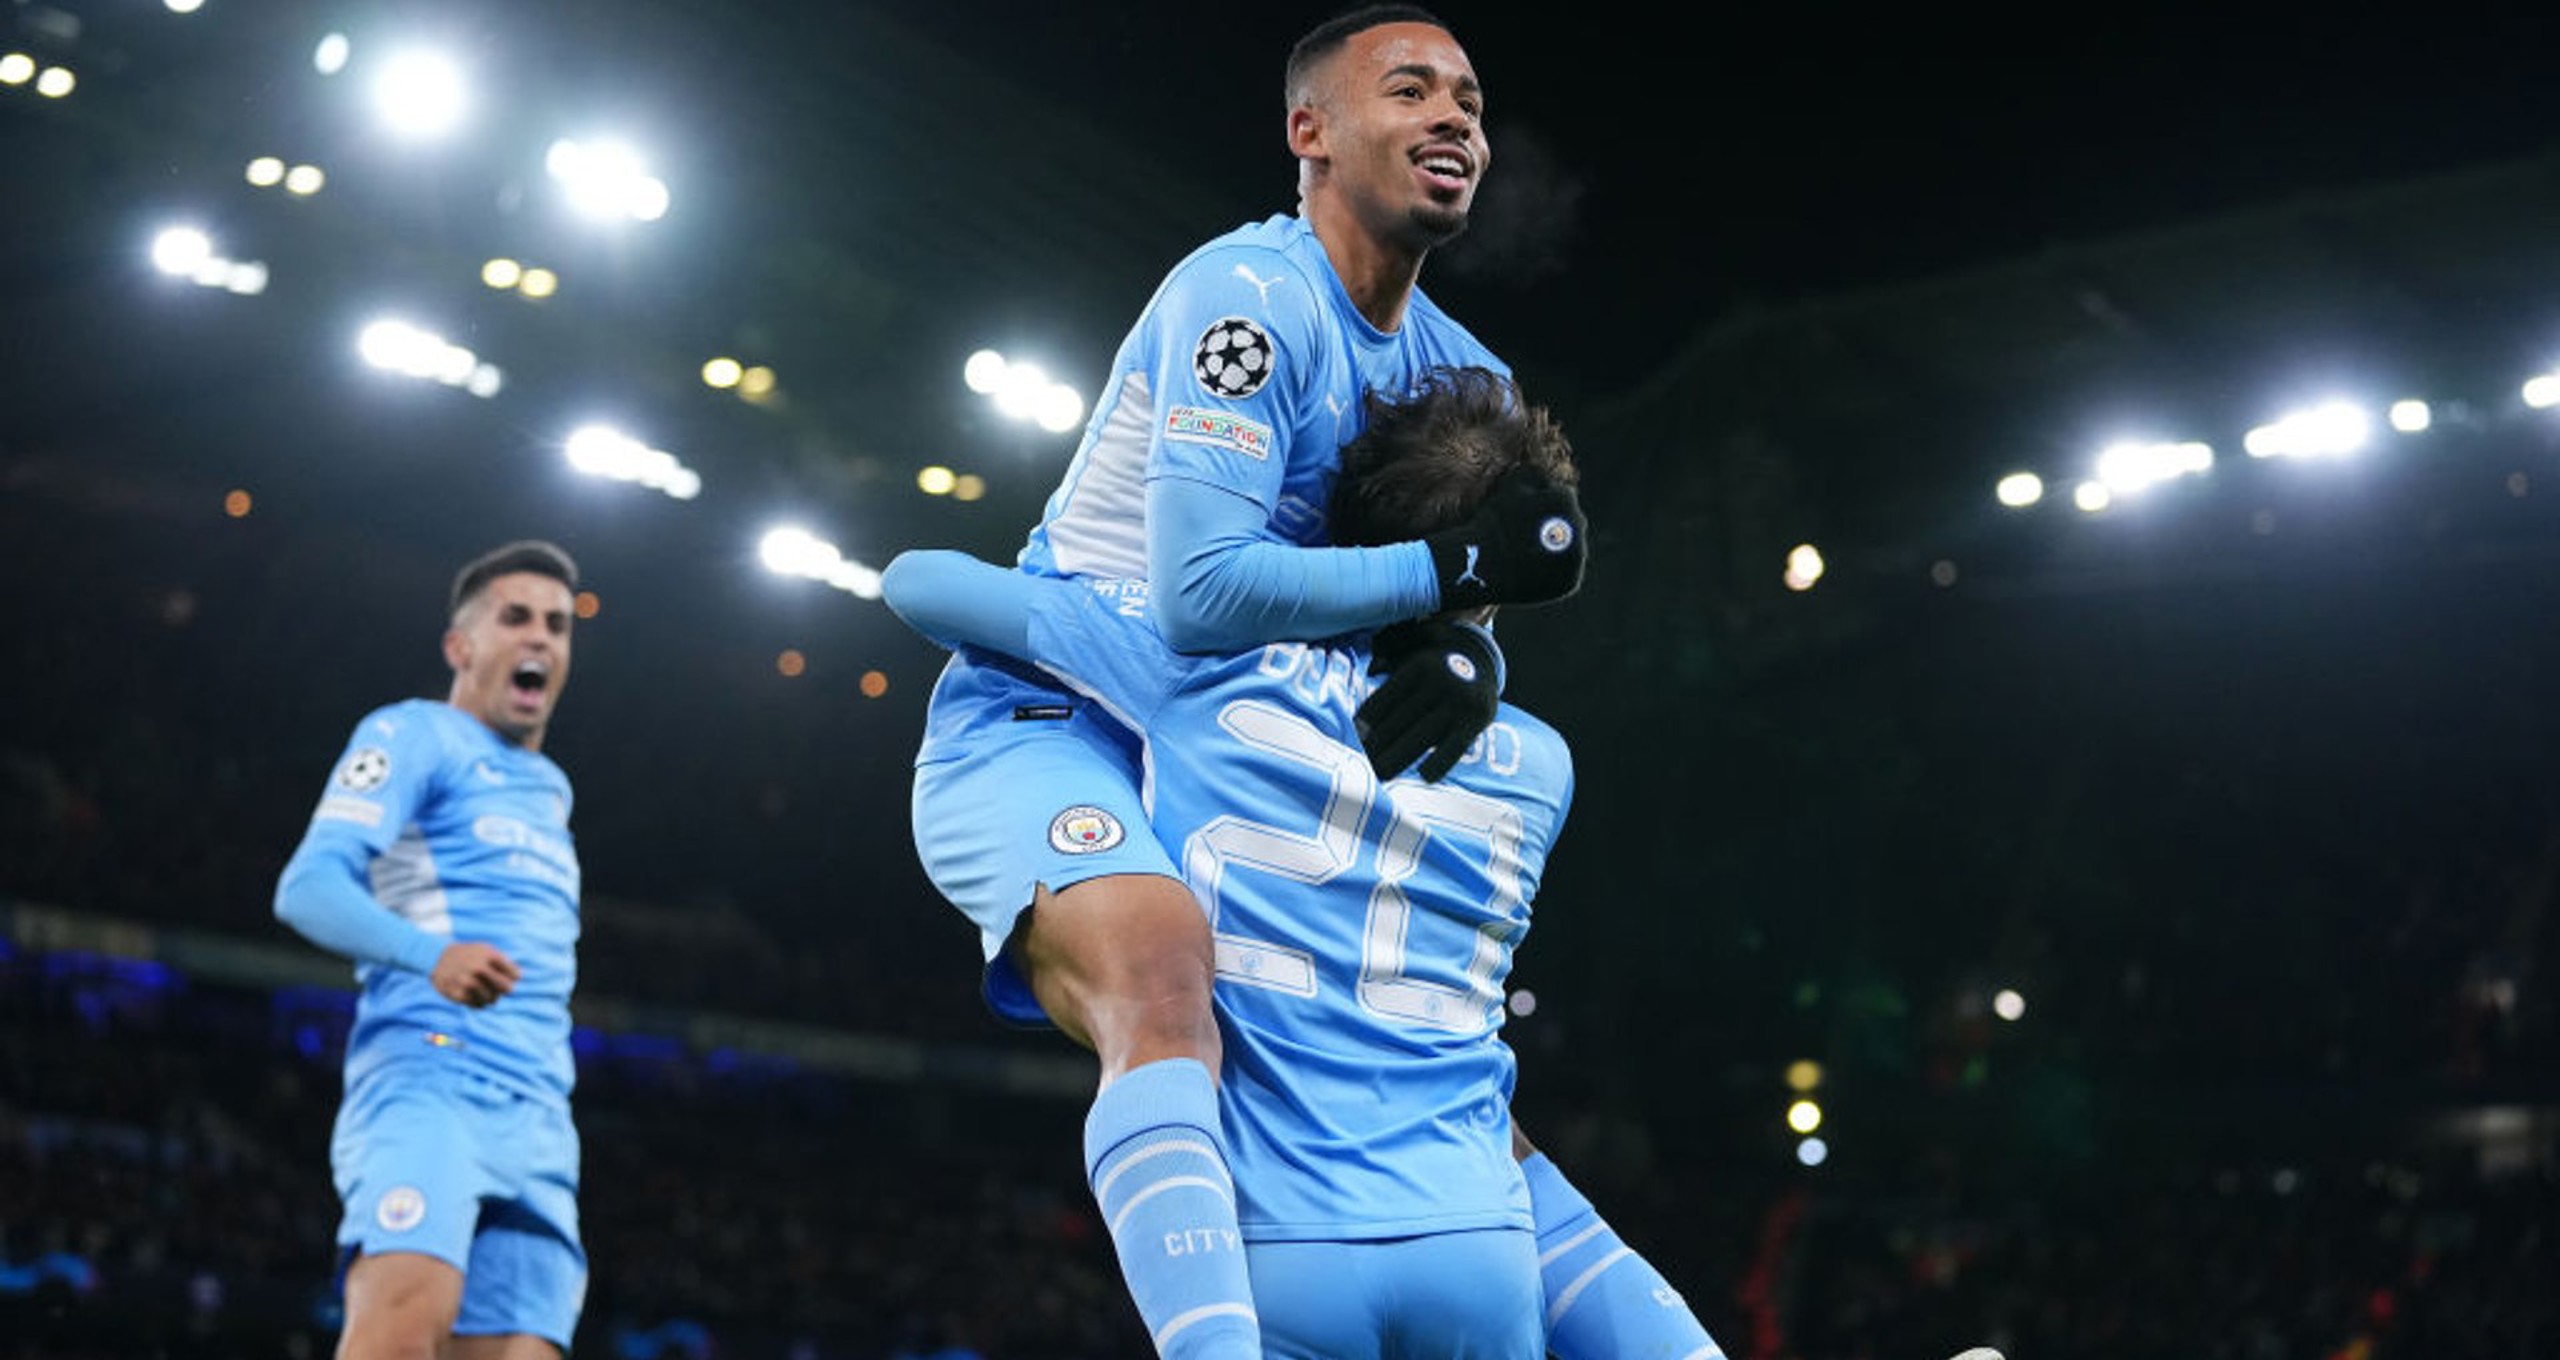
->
[314,797,385,828]
[1107,1176,1234,1237]
[1092,1138,1227,1205]
[1546,1246,1635,1327]
[1536,1221,1609,1268]
[1155,1302,1255,1349]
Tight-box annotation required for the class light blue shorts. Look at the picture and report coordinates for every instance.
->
[911,705,1181,1025]
[330,1066,585,1347]
[1247,1228,1543,1360]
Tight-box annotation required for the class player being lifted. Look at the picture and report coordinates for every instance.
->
[274,541,589,1360]
[904,9,1579,1356]
[887,367,1727,1357]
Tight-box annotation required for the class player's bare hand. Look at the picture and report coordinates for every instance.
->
[430,941,522,1008]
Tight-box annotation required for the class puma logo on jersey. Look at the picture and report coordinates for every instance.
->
[1231,264,1284,306]
[1455,544,1486,588]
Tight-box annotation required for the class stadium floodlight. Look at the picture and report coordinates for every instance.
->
[517,267,558,299]
[283,164,326,196]
[465,364,504,399]
[2094,439,2212,496]
[2073,480,2112,513]
[245,156,285,187]
[546,139,669,222]
[992,360,1050,420]
[313,33,350,76]
[0,53,33,86]
[357,319,490,393]
[1795,1137,1829,1167]
[916,466,957,496]
[963,349,1007,394]
[222,261,268,295]
[481,258,523,289]
[1993,988,2026,1021]
[371,50,466,139]
[757,526,881,598]
[1995,472,2044,508]
[35,65,74,98]
[701,357,743,389]
[952,474,986,502]
[2243,400,2370,459]
[1786,1099,1823,1134]
[564,424,700,501]
[151,226,214,276]
[1034,383,1087,434]
[2523,373,2560,410]
[1783,543,1824,592]
[164,0,205,13]
[2388,400,2431,433]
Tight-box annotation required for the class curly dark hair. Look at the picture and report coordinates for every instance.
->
[1328,366,1578,548]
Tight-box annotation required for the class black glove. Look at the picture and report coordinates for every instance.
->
[1423,466,1587,612]
[1355,617,1503,782]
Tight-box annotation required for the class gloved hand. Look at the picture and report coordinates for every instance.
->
[1355,617,1504,782]
[1423,466,1587,611]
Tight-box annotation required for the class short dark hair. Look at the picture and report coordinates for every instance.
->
[450,539,578,615]
[1328,366,1577,548]
[1286,4,1451,109]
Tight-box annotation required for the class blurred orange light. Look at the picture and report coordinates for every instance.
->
[859,669,888,698]
[777,648,807,678]
[573,590,600,620]
[223,489,252,518]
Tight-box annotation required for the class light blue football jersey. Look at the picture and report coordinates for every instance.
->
[1027,578,1573,1242]
[283,699,582,1102]
[919,213,1506,761]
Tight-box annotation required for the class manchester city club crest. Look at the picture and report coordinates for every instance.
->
[1048,805,1125,855]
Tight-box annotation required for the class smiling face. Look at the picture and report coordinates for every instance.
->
[443,571,574,749]
[1292,19,1489,255]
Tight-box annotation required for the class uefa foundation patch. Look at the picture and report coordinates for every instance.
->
[1048,805,1125,855]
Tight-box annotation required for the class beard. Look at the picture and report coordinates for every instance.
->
[1399,200,1472,253]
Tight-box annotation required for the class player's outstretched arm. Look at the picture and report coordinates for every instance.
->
[274,838,461,979]
[1147,474,1441,653]
[879,549,1043,657]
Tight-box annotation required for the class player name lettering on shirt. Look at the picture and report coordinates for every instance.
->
[1253,641,1372,718]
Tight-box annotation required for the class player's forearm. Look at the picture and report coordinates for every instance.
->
[1148,476,1438,652]
[273,841,449,975]
[880,549,1037,656]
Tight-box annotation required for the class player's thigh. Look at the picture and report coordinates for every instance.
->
[912,717,1179,1024]
[330,1076,486,1277]
[1250,1231,1543,1360]
[454,1090,585,1353]
[338,1250,466,1350]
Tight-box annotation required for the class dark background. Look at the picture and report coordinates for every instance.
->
[6,2,2560,1357]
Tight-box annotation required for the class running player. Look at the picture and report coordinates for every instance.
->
[273,540,588,1360]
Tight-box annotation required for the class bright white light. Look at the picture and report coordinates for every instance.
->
[2095,440,2213,495]
[189,255,234,288]
[283,164,326,196]
[963,349,1007,394]
[245,156,286,187]
[1995,472,2043,508]
[1782,543,1824,592]
[356,319,483,388]
[34,65,74,98]
[373,50,467,140]
[2388,400,2431,433]
[1993,988,2026,1022]
[0,54,33,86]
[481,258,523,290]
[760,526,880,597]
[222,260,268,295]
[1787,1099,1823,1134]
[564,425,698,499]
[1796,1137,1829,1167]
[993,361,1051,420]
[1034,383,1086,434]
[313,33,350,76]
[164,0,205,14]
[2073,481,2112,513]
[701,356,743,389]
[151,227,214,277]
[916,466,957,496]
[2523,374,2560,410]
[465,364,504,399]
[1507,989,1537,1018]
[2244,401,2371,459]
[546,139,669,222]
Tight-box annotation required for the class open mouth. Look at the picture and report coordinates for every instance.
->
[509,659,550,697]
